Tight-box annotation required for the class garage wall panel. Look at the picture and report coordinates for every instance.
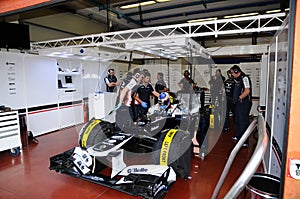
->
[24,55,58,107]
[0,51,26,109]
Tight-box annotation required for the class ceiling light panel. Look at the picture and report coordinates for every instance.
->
[156,0,171,2]
[266,9,281,14]
[120,1,156,9]
[187,17,217,23]
[224,12,259,19]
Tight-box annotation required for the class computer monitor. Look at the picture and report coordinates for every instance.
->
[65,76,72,84]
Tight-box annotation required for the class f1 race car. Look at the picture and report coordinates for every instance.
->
[49,92,201,199]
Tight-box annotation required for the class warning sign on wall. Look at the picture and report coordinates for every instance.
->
[288,159,300,180]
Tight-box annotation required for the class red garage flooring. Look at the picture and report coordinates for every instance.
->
[0,123,256,199]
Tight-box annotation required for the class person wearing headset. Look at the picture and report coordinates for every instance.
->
[104,68,120,92]
[230,65,252,147]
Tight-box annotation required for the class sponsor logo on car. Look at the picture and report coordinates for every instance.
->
[127,167,148,173]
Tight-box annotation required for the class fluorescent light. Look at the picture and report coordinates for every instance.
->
[266,9,281,14]
[141,1,156,6]
[120,1,156,9]
[120,3,140,9]
[187,17,217,23]
[224,12,259,19]
[156,0,171,2]
[285,8,290,11]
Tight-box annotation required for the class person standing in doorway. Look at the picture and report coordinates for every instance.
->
[230,65,252,147]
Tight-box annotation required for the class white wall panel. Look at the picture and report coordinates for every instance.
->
[58,104,83,129]
[24,55,58,107]
[82,61,104,98]
[264,19,288,176]
[0,51,26,109]
[168,64,182,93]
[27,109,59,136]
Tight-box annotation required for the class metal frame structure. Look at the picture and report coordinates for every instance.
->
[212,114,268,198]
[31,12,286,59]
[32,13,286,60]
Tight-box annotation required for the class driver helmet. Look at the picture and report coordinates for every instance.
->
[158,92,170,110]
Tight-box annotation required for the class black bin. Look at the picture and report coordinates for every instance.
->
[19,114,28,148]
[246,173,280,199]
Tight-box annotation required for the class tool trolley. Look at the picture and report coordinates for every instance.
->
[0,111,22,156]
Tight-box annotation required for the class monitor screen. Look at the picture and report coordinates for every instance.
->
[0,22,30,50]
[65,76,72,84]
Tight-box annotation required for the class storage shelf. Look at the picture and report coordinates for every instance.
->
[58,72,81,75]
[58,88,77,92]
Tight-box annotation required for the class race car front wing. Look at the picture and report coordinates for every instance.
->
[49,147,176,199]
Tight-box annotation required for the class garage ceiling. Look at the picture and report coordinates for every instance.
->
[0,0,290,59]
[1,0,289,33]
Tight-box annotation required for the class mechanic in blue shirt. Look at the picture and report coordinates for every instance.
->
[134,70,159,121]
[230,65,252,147]
[104,68,120,92]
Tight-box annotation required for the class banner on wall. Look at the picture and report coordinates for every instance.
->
[6,61,17,95]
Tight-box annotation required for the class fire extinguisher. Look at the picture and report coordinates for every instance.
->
[83,101,88,123]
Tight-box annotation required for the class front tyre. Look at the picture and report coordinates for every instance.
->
[78,119,113,149]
